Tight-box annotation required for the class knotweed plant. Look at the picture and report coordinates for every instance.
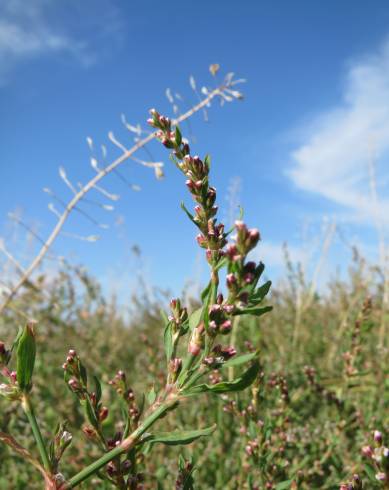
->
[0,113,272,488]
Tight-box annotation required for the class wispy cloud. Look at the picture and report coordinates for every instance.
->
[289,38,389,229]
[0,0,122,83]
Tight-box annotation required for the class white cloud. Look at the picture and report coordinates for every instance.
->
[0,0,121,83]
[289,39,389,229]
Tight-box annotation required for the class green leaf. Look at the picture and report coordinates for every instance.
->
[204,154,211,170]
[175,126,182,146]
[141,425,216,447]
[221,351,258,368]
[163,322,173,362]
[183,361,260,396]
[93,376,102,404]
[275,480,293,490]
[147,386,157,405]
[234,306,272,317]
[189,307,203,332]
[200,280,212,302]
[250,280,272,305]
[83,397,99,430]
[180,202,201,230]
[16,323,36,393]
[363,464,377,483]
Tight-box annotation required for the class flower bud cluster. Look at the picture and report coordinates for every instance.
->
[339,474,362,490]
[303,366,343,410]
[361,430,389,484]
[268,372,290,404]
[169,298,188,331]
[225,223,263,305]
[109,370,140,423]
[51,422,73,472]
[208,302,235,336]
[203,344,237,368]
[63,349,109,442]
[63,349,87,397]
[148,109,226,264]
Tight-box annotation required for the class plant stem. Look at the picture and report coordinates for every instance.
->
[68,398,178,488]
[21,394,51,473]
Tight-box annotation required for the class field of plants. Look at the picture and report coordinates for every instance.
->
[0,77,388,490]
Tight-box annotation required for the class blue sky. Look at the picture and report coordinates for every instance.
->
[1,0,389,299]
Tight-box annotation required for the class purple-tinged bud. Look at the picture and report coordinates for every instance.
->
[235,220,246,231]
[362,445,374,458]
[374,430,383,445]
[194,205,202,215]
[68,349,76,357]
[99,406,109,422]
[220,346,236,359]
[383,447,389,458]
[170,357,182,374]
[376,472,386,482]
[206,249,212,262]
[106,461,117,477]
[217,293,224,305]
[186,179,194,192]
[194,180,203,190]
[239,292,249,304]
[223,304,235,315]
[244,272,255,284]
[117,370,125,381]
[220,320,232,334]
[182,143,190,155]
[248,228,260,246]
[226,273,237,289]
[244,261,257,272]
[196,234,207,248]
[10,371,17,383]
[208,321,218,335]
[68,378,80,392]
[226,244,238,260]
[62,362,68,370]
[146,118,155,126]
[0,342,5,355]
[209,304,221,315]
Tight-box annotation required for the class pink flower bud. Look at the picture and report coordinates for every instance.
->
[226,273,237,288]
[374,430,383,445]
[99,406,109,421]
[188,343,201,356]
[220,320,232,334]
[376,472,386,482]
[362,445,374,458]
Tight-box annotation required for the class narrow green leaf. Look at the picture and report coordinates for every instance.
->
[175,126,182,146]
[141,425,216,447]
[233,306,273,317]
[275,480,293,490]
[250,280,272,304]
[183,361,260,395]
[163,322,173,362]
[200,280,212,302]
[84,398,99,430]
[93,376,102,404]
[147,386,157,406]
[221,351,258,368]
[16,322,36,393]
[180,202,201,229]
[189,307,203,332]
